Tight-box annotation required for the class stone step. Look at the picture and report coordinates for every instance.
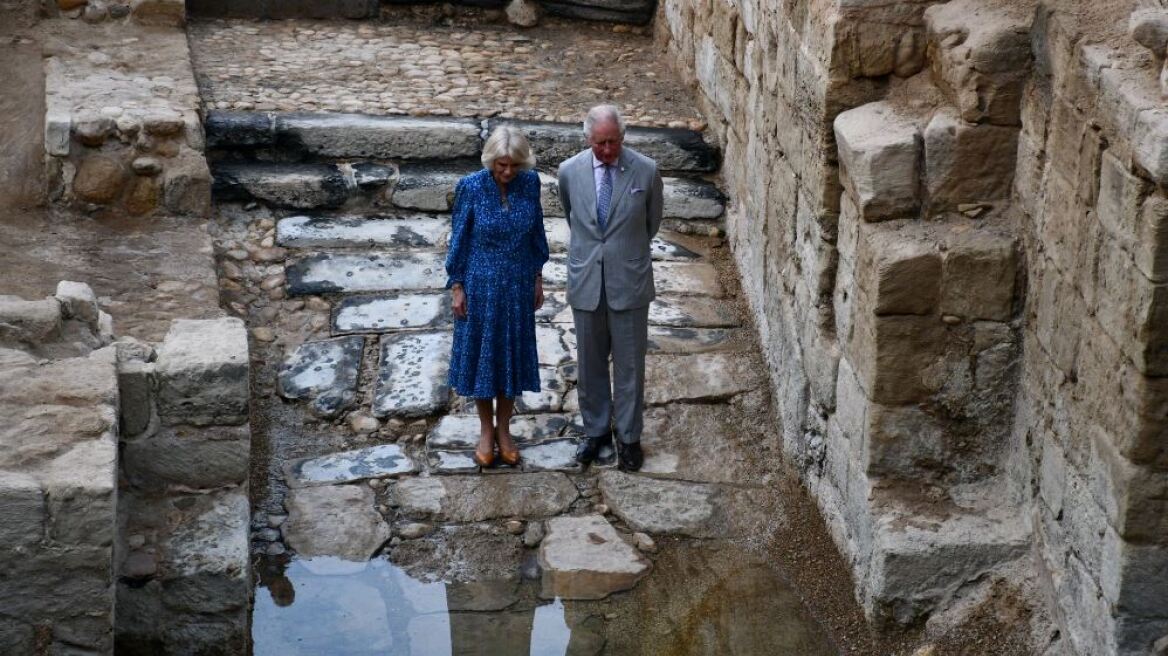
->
[390,472,579,522]
[284,444,419,488]
[332,290,739,334]
[598,470,775,539]
[283,484,391,560]
[286,253,725,297]
[276,214,704,260]
[427,413,573,450]
[276,336,364,418]
[205,111,718,173]
[644,352,764,405]
[372,330,452,417]
[211,161,392,209]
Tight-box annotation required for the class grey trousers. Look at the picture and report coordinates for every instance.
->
[572,286,650,445]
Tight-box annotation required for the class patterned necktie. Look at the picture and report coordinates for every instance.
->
[597,164,612,232]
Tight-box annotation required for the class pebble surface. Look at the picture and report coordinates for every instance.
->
[188,17,704,129]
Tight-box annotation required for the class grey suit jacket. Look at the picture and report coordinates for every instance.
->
[557,146,665,312]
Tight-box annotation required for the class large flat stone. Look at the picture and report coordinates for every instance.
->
[333,292,453,334]
[428,449,480,474]
[284,444,419,488]
[638,405,771,485]
[538,293,740,328]
[662,177,725,220]
[598,471,775,539]
[392,165,472,211]
[373,331,452,417]
[537,324,572,366]
[274,113,482,160]
[160,489,251,615]
[286,252,447,295]
[515,366,567,413]
[646,326,735,354]
[644,352,764,405]
[391,472,579,521]
[277,336,364,418]
[427,413,571,450]
[538,515,652,600]
[543,219,700,261]
[212,162,361,210]
[834,101,922,221]
[277,215,447,249]
[487,119,719,172]
[283,484,390,561]
[518,438,583,473]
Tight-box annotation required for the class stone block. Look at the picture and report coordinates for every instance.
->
[0,295,61,347]
[1096,153,1168,283]
[391,165,464,212]
[54,280,99,325]
[44,455,117,548]
[274,113,481,160]
[45,110,71,157]
[1101,540,1168,620]
[131,0,185,26]
[834,102,921,221]
[277,336,364,418]
[1094,235,1168,376]
[155,318,249,426]
[856,226,941,316]
[162,154,212,217]
[538,515,651,600]
[159,490,250,617]
[864,404,947,479]
[284,444,417,488]
[924,108,1019,210]
[925,0,1032,125]
[122,425,249,490]
[118,360,155,437]
[73,155,127,205]
[847,312,947,405]
[1134,108,1168,187]
[941,229,1017,321]
[390,473,578,522]
[0,472,44,548]
[1088,428,1168,545]
[212,162,352,210]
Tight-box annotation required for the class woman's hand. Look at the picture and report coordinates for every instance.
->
[452,285,467,319]
[534,276,544,310]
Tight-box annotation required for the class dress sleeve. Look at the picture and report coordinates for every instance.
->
[445,176,473,288]
[529,172,550,278]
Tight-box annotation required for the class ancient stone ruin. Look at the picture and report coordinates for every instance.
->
[0,0,1164,654]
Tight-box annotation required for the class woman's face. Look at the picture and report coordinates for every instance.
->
[492,156,519,185]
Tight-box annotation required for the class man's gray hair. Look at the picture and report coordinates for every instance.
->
[481,125,537,170]
[583,105,626,139]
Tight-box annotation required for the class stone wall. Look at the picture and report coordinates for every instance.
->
[658,0,1166,652]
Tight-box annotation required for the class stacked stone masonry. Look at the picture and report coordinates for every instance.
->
[657,0,1167,652]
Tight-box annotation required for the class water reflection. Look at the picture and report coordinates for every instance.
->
[253,557,572,656]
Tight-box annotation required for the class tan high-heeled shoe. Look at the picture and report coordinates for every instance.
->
[496,428,521,466]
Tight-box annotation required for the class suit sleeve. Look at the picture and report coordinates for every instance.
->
[444,177,472,288]
[557,161,572,228]
[647,163,664,239]
[530,174,550,277]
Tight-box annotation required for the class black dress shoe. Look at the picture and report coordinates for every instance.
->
[617,441,643,472]
[576,431,613,465]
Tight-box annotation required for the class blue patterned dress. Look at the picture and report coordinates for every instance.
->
[445,168,549,399]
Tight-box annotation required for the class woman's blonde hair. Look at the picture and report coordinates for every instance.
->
[481,125,537,170]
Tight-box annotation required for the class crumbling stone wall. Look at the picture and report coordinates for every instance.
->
[659,0,1166,652]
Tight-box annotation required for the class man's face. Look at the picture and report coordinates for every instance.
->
[588,120,623,166]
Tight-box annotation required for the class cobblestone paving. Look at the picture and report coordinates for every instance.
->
[188,18,705,128]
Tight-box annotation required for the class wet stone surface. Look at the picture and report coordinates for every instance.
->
[276,336,364,418]
[286,251,448,295]
[284,443,419,487]
[539,515,652,600]
[333,291,453,334]
[277,214,448,250]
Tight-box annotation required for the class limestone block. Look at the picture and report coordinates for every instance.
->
[1097,153,1164,282]
[1132,109,1168,188]
[941,229,1017,321]
[924,108,1018,210]
[391,473,578,522]
[538,515,651,600]
[155,318,249,426]
[162,153,212,217]
[45,110,71,157]
[277,336,364,418]
[856,226,941,316]
[131,0,185,26]
[1094,236,1168,376]
[1131,8,1168,56]
[925,0,1032,125]
[863,404,948,479]
[847,312,947,405]
[73,155,127,205]
[74,114,114,147]
[54,280,99,325]
[0,472,44,548]
[123,425,249,490]
[43,443,117,547]
[1087,427,1168,546]
[274,113,481,160]
[0,295,62,347]
[160,490,250,617]
[117,360,155,437]
[834,102,921,221]
[506,0,540,26]
[284,484,389,561]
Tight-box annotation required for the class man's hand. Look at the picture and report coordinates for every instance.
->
[452,285,467,319]
[534,277,544,310]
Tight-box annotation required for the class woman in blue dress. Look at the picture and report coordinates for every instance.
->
[446,126,549,468]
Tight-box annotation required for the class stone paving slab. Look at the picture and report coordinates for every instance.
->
[427,413,571,450]
[391,473,579,521]
[638,405,772,485]
[392,165,472,211]
[539,259,723,296]
[536,292,740,328]
[646,327,736,354]
[644,352,763,405]
[277,336,364,417]
[538,515,652,601]
[213,161,392,209]
[516,366,567,413]
[284,444,419,487]
[599,471,779,538]
[189,20,704,128]
[662,177,725,220]
[373,331,452,417]
[277,215,447,249]
[518,438,583,473]
[537,324,571,367]
[286,252,448,295]
[333,292,453,334]
[428,449,480,474]
[493,120,718,172]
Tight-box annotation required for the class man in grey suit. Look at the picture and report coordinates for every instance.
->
[558,105,664,471]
